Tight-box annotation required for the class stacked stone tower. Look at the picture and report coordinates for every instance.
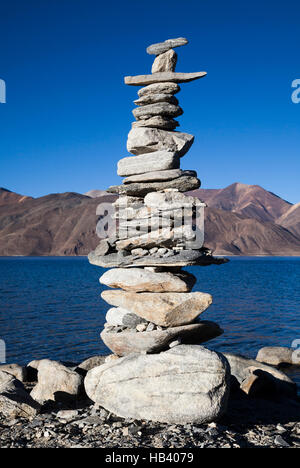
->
[86,38,229,424]
[89,37,226,356]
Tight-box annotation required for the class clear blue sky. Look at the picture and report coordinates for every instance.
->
[0,0,299,203]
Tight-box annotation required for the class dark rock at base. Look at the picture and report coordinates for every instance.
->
[224,353,297,399]
[0,371,41,419]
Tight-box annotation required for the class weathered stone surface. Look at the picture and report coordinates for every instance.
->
[146,37,189,55]
[134,93,178,106]
[127,127,194,156]
[0,371,40,419]
[117,150,179,177]
[101,322,223,356]
[256,347,300,367]
[118,216,173,235]
[123,169,196,184]
[132,116,179,130]
[0,364,27,382]
[93,239,111,256]
[223,353,297,398]
[100,268,196,292]
[84,345,230,424]
[88,248,227,268]
[106,307,146,328]
[31,360,83,404]
[152,49,177,73]
[108,175,200,197]
[101,290,213,327]
[145,189,204,210]
[138,82,180,97]
[115,225,197,251]
[133,102,183,121]
[77,356,107,373]
[124,71,207,86]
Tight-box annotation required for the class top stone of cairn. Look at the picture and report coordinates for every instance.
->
[146,37,188,55]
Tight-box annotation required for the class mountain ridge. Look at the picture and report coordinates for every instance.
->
[0,184,299,256]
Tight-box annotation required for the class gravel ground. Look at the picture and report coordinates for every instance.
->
[1,389,299,448]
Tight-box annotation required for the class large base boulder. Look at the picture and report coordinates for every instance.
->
[30,360,84,404]
[0,371,40,419]
[85,345,230,424]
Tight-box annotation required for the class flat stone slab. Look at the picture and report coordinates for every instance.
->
[101,321,223,356]
[115,225,196,251]
[146,37,188,55]
[108,175,200,197]
[138,82,180,97]
[123,169,196,184]
[144,189,204,210]
[134,93,178,106]
[84,345,230,424]
[100,268,196,292]
[124,71,207,86]
[101,290,213,327]
[127,127,194,156]
[88,248,228,268]
[132,102,183,120]
[132,116,179,131]
[117,150,179,177]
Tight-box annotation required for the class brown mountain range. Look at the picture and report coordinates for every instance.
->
[0,184,300,256]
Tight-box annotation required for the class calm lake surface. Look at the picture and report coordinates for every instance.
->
[0,256,299,389]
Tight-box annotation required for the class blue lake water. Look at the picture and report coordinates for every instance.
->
[0,256,299,389]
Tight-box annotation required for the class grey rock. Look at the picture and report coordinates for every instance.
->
[152,49,177,73]
[131,248,149,257]
[134,93,178,106]
[123,169,196,184]
[88,248,227,268]
[106,307,146,329]
[118,216,173,235]
[0,364,27,382]
[77,356,106,373]
[169,338,182,348]
[115,224,197,251]
[146,37,189,55]
[57,410,79,421]
[132,102,183,121]
[0,371,40,419]
[138,82,180,97]
[256,347,300,367]
[99,267,196,292]
[93,239,111,257]
[132,116,179,130]
[108,175,200,197]
[30,360,84,404]
[127,127,194,156]
[117,150,179,177]
[124,71,207,86]
[224,353,297,398]
[101,290,213,327]
[144,189,205,210]
[146,322,155,332]
[84,345,230,424]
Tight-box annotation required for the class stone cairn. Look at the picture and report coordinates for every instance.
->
[86,38,230,424]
